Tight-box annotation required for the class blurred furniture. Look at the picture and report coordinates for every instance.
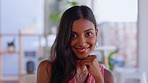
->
[0,33,42,83]
[94,46,116,68]
[21,74,36,83]
[114,68,147,83]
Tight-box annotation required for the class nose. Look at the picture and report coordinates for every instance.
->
[78,36,87,47]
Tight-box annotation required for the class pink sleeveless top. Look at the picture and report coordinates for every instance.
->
[68,64,104,83]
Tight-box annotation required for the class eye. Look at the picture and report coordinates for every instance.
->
[71,33,77,39]
[85,32,93,37]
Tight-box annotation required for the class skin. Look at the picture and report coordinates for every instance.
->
[37,18,115,83]
[70,18,103,83]
[70,18,97,59]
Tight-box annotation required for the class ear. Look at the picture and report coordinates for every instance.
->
[95,28,99,36]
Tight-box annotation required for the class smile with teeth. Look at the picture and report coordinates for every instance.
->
[76,47,89,54]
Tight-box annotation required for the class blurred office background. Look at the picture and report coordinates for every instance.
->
[0,0,148,83]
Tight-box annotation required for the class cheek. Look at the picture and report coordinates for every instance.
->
[90,39,96,46]
[69,39,75,47]
[89,38,97,49]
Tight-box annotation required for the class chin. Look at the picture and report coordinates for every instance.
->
[76,54,89,60]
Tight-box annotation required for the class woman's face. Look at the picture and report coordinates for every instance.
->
[70,18,98,59]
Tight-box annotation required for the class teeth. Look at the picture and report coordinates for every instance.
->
[77,48,87,53]
[80,49,85,51]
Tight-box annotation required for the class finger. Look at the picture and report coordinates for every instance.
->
[81,55,98,64]
[86,55,98,60]
[80,56,99,70]
[80,59,95,69]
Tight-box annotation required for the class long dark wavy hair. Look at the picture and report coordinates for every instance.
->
[50,5,97,83]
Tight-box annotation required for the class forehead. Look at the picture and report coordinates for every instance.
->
[72,18,95,31]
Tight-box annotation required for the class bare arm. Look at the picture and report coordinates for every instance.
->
[104,69,115,83]
[37,60,52,83]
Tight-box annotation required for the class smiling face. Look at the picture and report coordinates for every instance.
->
[70,18,98,59]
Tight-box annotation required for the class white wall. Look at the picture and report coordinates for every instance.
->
[138,0,148,81]
[1,0,44,34]
[0,0,44,50]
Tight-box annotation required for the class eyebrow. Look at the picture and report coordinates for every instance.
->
[84,28,93,32]
[71,28,94,33]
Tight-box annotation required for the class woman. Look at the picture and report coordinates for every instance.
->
[37,5,114,83]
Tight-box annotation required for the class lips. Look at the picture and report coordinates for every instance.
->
[75,47,89,54]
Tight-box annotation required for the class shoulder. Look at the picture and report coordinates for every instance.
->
[37,60,52,83]
[104,68,115,83]
[38,60,52,70]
